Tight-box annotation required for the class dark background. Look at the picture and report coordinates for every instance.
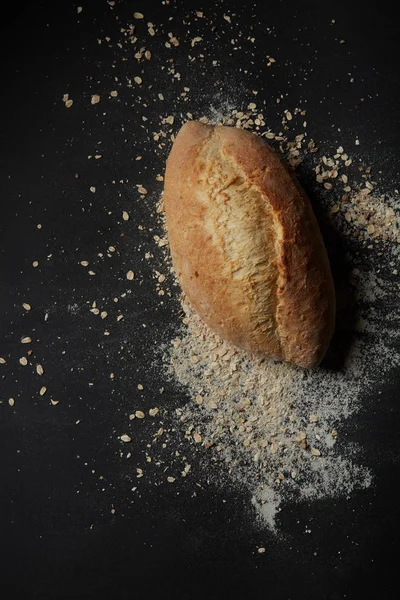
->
[1,1,400,598]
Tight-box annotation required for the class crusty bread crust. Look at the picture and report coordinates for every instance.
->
[164,121,335,368]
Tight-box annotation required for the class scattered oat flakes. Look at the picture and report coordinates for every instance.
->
[0,357,6,364]
[149,408,159,416]
[134,12,144,19]
[193,432,202,444]
[21,336,32,344]
[122,211,129,221]
[80,260,89,266]
[135,411,145,419]
[90,186,96,193]
[134,76,142,85]
[8,398,15,406]
[110,90,118,97]
[50,399,59,406]
[126,270,135,280]
[65,99,73,108]
[181,464,191,477]
[91,94,100,105]
[32,261,39,267]
[39,386,47,396]
[121,434,132,443]
[191,36,203,46]
[23,303,31,311]
[19,357,28,366]
[167,476,176,483]
[36,364,44,376]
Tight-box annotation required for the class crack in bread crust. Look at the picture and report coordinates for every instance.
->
[196,131,282,355]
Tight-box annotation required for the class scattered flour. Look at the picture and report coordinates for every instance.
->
[156,102,400,530]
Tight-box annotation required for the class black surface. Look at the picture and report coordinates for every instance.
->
[1,1,400,598]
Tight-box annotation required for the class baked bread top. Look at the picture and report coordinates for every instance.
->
[164,121,335,368]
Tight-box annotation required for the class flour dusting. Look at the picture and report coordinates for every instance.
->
[156,100,400,530]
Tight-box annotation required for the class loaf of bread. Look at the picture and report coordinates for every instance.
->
[164,121,335,368]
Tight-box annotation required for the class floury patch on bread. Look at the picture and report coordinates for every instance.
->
[164,121,335,368]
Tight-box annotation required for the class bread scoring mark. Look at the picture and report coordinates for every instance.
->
[194,130,282,355]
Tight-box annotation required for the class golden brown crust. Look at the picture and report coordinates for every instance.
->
[164,121,335,368]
